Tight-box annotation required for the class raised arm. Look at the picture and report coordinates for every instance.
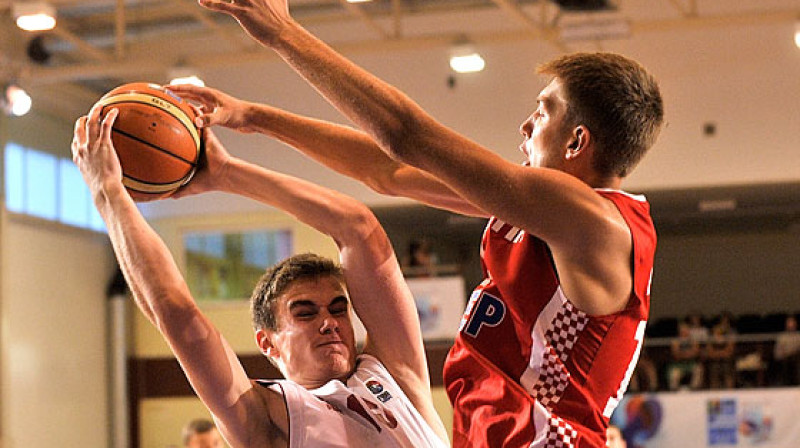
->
[174,129,448,442]
[71,110,286,447]
[168,83,485,217]
[194,0,634,314]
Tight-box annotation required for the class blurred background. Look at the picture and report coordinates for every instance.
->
[1,0,799,446]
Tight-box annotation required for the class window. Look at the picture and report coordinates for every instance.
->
[184,228,293,301]
[4,142,104,231]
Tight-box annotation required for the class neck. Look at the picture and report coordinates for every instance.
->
[573,168,623,190]
[293,370,354,390]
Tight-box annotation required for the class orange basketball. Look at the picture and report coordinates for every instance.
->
[94,82,202,200]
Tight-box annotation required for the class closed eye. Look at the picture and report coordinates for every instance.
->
[329,296,350,316]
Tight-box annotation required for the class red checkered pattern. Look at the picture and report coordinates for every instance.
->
[545,416,577,448]
[533,302,588,408]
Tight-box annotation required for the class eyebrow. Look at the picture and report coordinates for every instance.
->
[287,295,349,311]
[329,295,350,308]
[537,95,554,110]
[288,300,317,311]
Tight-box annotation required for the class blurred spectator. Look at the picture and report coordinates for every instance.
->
[685,313,710,342]
[668,322,704,390]
[705,316,736,389]
[606,424,627,448]
[183,418,224,448]
[403,239,437,277]
[629,352,659,393]
[773,315,800,386]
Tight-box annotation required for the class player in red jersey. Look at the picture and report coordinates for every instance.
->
[179,1,664,446]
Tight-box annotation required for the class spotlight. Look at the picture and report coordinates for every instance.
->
[449,41,485,74]
[3,85,33,117]
[13,2,57,32]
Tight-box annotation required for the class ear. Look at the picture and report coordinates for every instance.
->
[565,125,591,160]
[256,329,280,359]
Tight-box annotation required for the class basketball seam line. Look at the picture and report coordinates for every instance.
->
[112,127,198,166]
[97,93,200,147]
[124,172,190,187]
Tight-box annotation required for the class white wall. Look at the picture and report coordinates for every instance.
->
[1,216,115,447]
[0,110,116,447]
[138,16,800,219]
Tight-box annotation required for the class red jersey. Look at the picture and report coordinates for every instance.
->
[443,190,656,448]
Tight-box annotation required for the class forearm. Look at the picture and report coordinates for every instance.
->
[242,102,400,193]
[95,185,264,426]
[241,101,485,215]
[94,185,195,328]
[221,157,372,242]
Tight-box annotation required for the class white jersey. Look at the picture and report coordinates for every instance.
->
[257,354,448,448]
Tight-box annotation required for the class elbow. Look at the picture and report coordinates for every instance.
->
[146,287,197,327]
[365,171,402,198]
[373,105,425,164]
[336,204,382,243]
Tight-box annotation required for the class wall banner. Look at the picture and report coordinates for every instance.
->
[611,388,800,447]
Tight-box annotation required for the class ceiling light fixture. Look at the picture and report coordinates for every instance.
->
[168,66,205,87]
[449,41,485,74]
[13,2,57,32]
[794,19,800,49]
[3,85,33,117]
[559,17,630,42]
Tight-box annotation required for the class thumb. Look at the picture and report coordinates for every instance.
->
[195,112,218,128]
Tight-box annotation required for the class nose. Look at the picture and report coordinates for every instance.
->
[519,115,533,138]
[320,314,340,335]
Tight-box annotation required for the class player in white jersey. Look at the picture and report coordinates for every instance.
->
[72,110,449,448]
[259,354,444,447]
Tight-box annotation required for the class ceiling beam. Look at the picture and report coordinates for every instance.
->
[335,0,390,39]
[50,27,113,61]
[115,0,126,58]
[391,0,403,38]
[171,0,255,49]
[665,0,697,17]
[16,6,800,86]
[631,8,795,34]
[488,0,567,52]
[489,0,540,30]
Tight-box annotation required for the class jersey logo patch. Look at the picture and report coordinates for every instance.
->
[365,379,393,403]
[462,291,506,338]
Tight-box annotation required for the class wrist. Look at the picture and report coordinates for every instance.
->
[215,155,236,193]
[92,180,128,211]
[271,20,307,56]
[240,102,261,132]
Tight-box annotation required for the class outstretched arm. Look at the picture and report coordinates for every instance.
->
[168,83,485,217]
[71,110,286,447]
[195,0,634,315]
[174,130,448,443]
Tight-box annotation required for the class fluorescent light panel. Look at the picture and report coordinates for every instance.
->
[450,53,485,74]
[13,2,57,31]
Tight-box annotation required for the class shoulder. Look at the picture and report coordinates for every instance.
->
[352,354,392,380]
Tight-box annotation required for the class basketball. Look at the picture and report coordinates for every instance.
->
[94,82,202,200]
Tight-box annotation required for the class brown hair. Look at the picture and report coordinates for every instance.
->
[250,253,344,331]
[182,418,217,446]
[537,52,664,177]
